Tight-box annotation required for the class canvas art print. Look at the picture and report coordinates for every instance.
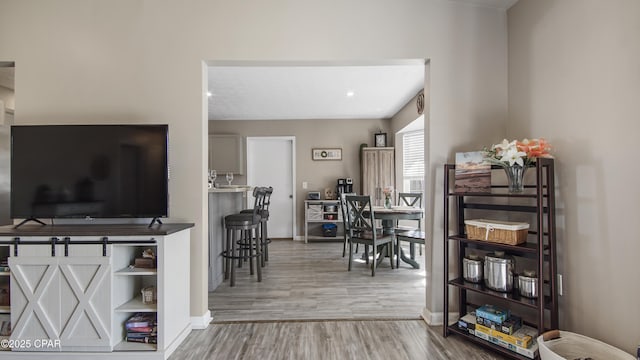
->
[455,151,491,193]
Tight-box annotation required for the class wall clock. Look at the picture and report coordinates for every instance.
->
[417,92,425,115]
[374,133,387,147]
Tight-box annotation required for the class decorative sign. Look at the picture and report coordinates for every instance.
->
[312,148,342,161]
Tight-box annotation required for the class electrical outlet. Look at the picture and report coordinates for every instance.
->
[302,181,308,189]
[558,274,563,296]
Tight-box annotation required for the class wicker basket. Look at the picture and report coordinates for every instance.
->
[465,219,529,245]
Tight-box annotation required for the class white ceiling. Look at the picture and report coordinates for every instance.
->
[208,62,425,121]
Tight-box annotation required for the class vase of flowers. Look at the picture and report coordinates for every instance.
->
[483,138,552,193]
[382,187,394,209]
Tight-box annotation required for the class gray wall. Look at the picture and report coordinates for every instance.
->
[509,0,640,353]
[210,118,391,238]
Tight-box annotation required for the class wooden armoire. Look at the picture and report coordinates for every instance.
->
[360,147,395,206]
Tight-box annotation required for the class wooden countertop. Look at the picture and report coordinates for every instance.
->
[0,223,194,236]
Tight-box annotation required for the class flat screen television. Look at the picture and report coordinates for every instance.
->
[11,125,169,221]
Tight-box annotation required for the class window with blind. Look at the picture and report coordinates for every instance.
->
[402,130,425,193]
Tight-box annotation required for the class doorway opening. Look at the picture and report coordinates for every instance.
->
[205,59,430,323]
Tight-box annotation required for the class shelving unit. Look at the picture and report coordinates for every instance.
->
[304,200,343,243]
[112,244,158,350]
[443,158,557,360]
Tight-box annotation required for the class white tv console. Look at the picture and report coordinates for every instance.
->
[0,223,193,360]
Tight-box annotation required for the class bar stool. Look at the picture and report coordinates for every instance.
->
[241,186,272,267]
[222,187,265,286]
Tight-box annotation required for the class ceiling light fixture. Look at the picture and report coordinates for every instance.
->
[207,91,212,97]
[346,91,355,97]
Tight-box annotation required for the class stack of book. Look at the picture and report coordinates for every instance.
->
[457,304,539,359]
[125,313,157,344]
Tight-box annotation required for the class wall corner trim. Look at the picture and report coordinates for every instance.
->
[191,310,213,329]
[421,307,457,326]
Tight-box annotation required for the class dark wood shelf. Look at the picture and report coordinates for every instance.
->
[448,278,551,310]
[448,235,539,254]
[449,191,540,198]
[446,325,535,360]
[443,158,558,359]
[462,203,546,213]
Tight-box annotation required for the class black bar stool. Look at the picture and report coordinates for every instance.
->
[241,186,272,266]
[222,187,266,286]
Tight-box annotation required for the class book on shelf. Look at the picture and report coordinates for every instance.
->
[474,327,539,359]
[125,313,156,329]
[454,151,491,193]
[126,335,157,344]
[127,326,156,333]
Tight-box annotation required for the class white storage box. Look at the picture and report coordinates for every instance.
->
[538,331,635,360]
[465,219,529,245]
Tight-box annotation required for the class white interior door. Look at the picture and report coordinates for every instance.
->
[246,137,295,238]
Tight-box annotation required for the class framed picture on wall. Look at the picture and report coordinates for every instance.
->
[312,148,342,161]
[374,133,387,147]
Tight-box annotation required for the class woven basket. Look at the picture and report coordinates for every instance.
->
[465,219,529,245]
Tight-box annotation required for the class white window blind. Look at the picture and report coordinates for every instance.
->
[403,131,424,178]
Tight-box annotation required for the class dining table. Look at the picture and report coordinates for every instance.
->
[365,205,424,269]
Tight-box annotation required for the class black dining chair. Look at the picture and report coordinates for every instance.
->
[339,192,359,257]
[396,192,423,260]
[345,195,394,276]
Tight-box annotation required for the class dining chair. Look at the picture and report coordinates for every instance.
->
[396,192,423,259]
[339,192,359,257]
[345,195,394,276]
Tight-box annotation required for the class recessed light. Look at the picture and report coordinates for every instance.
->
[346,91,355,97]
[207,91,212,97]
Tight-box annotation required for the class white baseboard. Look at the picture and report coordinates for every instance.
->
[191,309,213,329]
[421,307,457,326]
[293,236,304,241]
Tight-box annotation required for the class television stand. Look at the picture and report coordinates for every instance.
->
[148,217,163,228]
[14,217,47,229]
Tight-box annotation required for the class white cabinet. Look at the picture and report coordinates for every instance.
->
[209,134,243,175]
[361,147,395,206]
[0,224,192,359]
[304,200,342,243]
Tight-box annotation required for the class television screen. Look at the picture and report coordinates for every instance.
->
[11,125,168,220]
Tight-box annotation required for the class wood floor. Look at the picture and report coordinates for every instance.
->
[169,239,505,359]
[169,320,505,360]
[209,239,426,321]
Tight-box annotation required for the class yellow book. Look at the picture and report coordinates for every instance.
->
[475,323,492,336]
[490,325,537,348]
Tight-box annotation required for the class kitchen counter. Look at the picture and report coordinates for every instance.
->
[209,185,253,193]
[208,186,252,291]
